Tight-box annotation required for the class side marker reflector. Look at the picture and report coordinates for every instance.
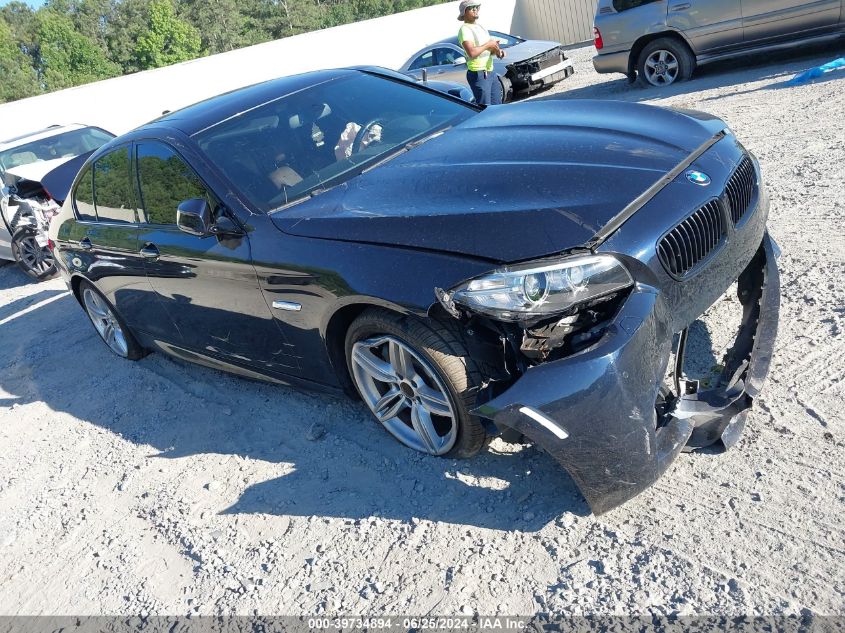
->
[519,406,569,440]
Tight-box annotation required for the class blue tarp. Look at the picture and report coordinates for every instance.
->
[786,57,845,85]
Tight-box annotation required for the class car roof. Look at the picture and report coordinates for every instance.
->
[143,68,367,138]
[0,123,89,152]
[431,30,511,46]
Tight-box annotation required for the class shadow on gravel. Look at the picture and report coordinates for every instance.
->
[537,41,844,103]
[0,288,69,324]
[1,292,591,532]
[221,441,592,530]
[0,261,40,291]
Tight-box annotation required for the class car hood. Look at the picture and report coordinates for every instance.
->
[272,100,725,263]
[504,39,564,62]
[4,156,75,183]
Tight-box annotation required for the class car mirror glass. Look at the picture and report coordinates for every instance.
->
[176,198,211,236]
[453,57,466,66]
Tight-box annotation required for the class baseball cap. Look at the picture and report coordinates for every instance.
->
[457,1,480,20]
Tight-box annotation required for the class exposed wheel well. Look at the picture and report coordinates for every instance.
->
[325,303,379,398]
[70,275,85,304]
[325,303,455,398]
[628,32,693,75]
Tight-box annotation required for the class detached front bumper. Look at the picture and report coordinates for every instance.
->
[473,234,779,515]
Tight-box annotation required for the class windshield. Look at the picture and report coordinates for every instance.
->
[489,31,525,48]
[194,73,477,212]
[0,127,114,174]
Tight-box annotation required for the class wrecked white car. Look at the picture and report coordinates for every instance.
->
[0,124,114,280]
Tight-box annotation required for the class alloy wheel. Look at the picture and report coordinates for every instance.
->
[17,235,54,276]
[82,287,130,357]
[351,335,458,455]
[644,49,679,86]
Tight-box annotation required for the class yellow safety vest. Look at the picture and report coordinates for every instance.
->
[458,23,494,72]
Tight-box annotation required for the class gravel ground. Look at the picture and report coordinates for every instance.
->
[1,43,844,620]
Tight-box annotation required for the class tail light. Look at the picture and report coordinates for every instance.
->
[594,27,604,50]
[47,238,56,252]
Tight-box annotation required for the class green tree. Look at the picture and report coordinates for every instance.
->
[179,0,245,54]
[35,9,120,91]
[134,0,203,70]
[0,19,40,102]
[106,0,151,73]
[68,0,115,56]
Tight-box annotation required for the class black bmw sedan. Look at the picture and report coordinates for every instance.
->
[49,67,779,514]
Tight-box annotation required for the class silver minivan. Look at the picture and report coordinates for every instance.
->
[593,0,844,86]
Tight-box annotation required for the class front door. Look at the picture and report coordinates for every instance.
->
[406,47,467,85]
[667,0,743,54]
[741,0,841,43]
[134,140,298,374]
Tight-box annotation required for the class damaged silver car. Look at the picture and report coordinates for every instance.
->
[400,30,574,102]
[0,124,114,280]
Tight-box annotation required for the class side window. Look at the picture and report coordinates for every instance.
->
[93,147,136,224]
[74,164,96,222]
[436,48,462,65]
[136,141,212,226]
[612,0,660,11]
[408,50,435,70]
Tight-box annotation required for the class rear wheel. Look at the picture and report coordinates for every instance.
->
[11,227,57,281]
[79,280,147,360]
[345,308,487,458]
[637,38,695,87]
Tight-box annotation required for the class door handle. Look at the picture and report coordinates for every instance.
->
[79,237,93,250]
[671,3,691,10]
[140,243,160,259]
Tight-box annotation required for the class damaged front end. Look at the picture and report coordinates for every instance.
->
[433,147,779,514]
[436,237,778,515]
[506,46,575,96]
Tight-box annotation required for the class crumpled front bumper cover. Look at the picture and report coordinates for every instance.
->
[472,234,780,515]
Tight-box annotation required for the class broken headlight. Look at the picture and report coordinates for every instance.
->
[447,255,633,322]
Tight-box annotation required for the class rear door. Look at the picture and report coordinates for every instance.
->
[666,0,743,53]
[72,146,164,332]
[134,139,299,374]
[741,0,841,43]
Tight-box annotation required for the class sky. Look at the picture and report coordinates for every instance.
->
[0,0,44,8]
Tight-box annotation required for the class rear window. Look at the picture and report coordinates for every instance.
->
[74,165,96,222]
[612,0,660,11]
[0,127,114,172]
[93,147,136,224]
[73,146,138,223]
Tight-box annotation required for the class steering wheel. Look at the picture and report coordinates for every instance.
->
[351,118,386,154]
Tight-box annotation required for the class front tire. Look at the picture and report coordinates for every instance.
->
[79,280,147,360]
[637,37,695,87]
[345,308,487,458]
[497,74,513,103]
[11,227,57,281]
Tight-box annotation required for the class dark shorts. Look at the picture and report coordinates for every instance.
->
[466,69,502,106]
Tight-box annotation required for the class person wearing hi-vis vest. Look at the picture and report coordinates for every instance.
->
[457,0,506,105]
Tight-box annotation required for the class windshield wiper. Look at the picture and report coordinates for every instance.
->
[405,126,450,150]
[362,126,451,174]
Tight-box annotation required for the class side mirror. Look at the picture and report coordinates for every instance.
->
[177,198,211,236]
[453,56,466,66]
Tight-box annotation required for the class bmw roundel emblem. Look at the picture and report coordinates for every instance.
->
[686,170,711,186]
